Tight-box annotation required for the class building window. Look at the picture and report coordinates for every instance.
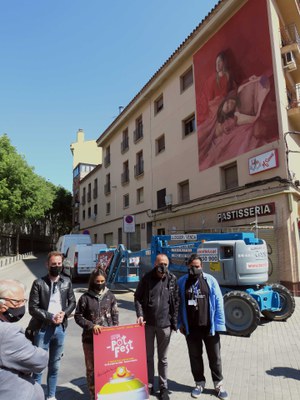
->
[94,204,98,216]
[180,66,193,92]
[123,193,129,208]
[156,134,165,155]
[178,180,190,203]
[104,145,111,167]
[121,160,130,185]
[104,173,111,195]
[81,187,86,205]
[154,95,164,115]
[94,233,98,244]
[88,207,91,218]
[121,128,129,153]
[87,183,91,202]
[93,179,98,199]
[222,162,238,190]
[134,151,144,177]
[157,188,166,209]
[106,202,111,215]
[182,114,195,137]
[134,115,143,143]
[82,209,86,220]
[118,228,122,244]
[137,187,144,204]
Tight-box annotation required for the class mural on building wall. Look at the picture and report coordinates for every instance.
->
[194,0,279,171]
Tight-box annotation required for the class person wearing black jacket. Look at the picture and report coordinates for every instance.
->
[28,251,76,400]
[74,268,119,400]
[135,254,179,400]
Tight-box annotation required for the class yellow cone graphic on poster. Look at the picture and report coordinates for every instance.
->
[97,366,148,400]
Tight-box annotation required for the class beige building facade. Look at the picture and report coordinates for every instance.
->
[74,0,300,294]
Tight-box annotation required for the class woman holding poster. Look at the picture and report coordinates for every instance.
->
[75,268,119,400]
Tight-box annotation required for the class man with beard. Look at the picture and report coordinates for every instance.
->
[28,251,76,400]
[177,254,229,399]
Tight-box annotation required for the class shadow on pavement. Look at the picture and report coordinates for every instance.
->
[266,367,300,380]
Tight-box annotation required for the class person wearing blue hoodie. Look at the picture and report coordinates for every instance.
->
[177,254,229,400]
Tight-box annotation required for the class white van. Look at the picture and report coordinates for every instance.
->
[65,243,108,281]
[56,234,92,257]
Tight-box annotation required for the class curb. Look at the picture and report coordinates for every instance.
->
[0,252,34,268]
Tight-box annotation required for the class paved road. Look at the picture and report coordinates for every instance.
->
[1,255,300,400]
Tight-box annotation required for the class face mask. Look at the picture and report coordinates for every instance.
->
[157,264,168,275]
[3,305,26,323]
[189,267,202,276]
[92,283,105,292]
[49,267,62,277]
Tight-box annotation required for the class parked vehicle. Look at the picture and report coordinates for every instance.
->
[56,234,92,257]
[65,243,107,281]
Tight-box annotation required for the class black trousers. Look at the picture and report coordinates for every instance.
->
[186,326,223,385]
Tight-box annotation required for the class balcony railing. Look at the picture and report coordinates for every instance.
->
[121,137,129,153]
[134,161,144,177]
[121,170,130,185]
[87,192,91,202]
[133,125,143,143]
[93,187,98,199]
[104,182,111,195]
[281,23,300,48]
[104,154,111,167]
[287,83,300,109]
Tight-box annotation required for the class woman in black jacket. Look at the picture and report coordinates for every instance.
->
[74,268,119,400]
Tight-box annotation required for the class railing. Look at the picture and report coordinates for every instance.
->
[133,126,143,143]
[281,23,300,48]
[121,170,130,184]
[134,161,144,177]
[287,84,300,109]
[121,137,129,153]
[93,187,98,199]
[104,182,111,195]
[104,154,111,167]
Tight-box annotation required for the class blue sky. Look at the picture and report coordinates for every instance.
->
[1,0,218,191]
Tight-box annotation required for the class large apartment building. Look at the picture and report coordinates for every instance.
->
[72,0,300,294]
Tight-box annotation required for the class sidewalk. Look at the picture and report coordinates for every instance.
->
[56,290,300,400]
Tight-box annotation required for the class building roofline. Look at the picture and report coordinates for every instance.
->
[96,0,229,146]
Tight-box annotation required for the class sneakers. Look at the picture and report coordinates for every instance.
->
[215,385,229,399]
[159,387,170,400]
[191,384,204,398]
[47,397,57,400]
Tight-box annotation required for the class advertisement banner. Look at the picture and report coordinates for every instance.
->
[94,324,149,400]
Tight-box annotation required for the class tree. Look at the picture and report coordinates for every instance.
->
[0,134,55,253]
[46,185,73,242]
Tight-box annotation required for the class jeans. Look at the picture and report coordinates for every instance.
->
[33,324,65,398]
[145,325,171,389]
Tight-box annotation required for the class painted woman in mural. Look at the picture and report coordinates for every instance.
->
[198,51,237,124]
[195,0,279,172]
[198,72,276,170]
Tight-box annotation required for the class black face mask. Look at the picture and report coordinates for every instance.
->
[92,283,105,292]
[3,305,26,323]
[49,267,62,277]
[189,267,203,276]
[157,265,168,275]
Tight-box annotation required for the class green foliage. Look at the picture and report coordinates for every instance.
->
[47,185,73,237]
[0,134,55,223]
